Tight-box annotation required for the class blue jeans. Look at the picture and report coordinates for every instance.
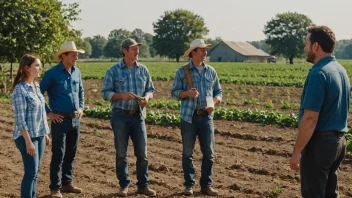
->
[110,111,149,189]
[49,117,80,190]
[15,136,45,198]
[181,114,215,188]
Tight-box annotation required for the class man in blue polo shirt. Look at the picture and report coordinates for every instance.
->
[289,26,350,197]
[40,41,85,198]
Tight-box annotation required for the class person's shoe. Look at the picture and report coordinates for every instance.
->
[137,187,156,197]
[61,184,82,193]
[50,190,63,198]
[116,186,129,197]
[201,187,218,196]
[183,186,193,196]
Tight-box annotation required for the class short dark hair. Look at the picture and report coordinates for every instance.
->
[307,26,336,53]
[188,48,199,58]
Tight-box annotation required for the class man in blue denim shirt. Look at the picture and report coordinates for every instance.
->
[102,38,156,197]
[289,26,350,198]
[40,41,85,198]
[171,39,222,196]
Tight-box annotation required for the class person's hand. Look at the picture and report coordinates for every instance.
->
[77,109,84,119]
[45,135,51,146]
[122,92,135,101]
[25,140,35,156]
[205,107,214,113]
[47,112,64,124]
[188,88,199,98]
[139,97,149,107]
[289,152,301,171]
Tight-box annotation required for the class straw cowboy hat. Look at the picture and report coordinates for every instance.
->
[54,41,85,61]
[184,39,212,57]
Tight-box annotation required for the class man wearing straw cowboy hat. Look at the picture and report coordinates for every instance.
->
[171,39,222,196]
[102,38,156,197]
[40,41,85,198]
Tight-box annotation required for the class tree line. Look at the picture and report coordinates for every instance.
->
[0,1,351,66]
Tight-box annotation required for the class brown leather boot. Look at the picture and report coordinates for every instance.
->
[61,184,82,193]
[201,187,218,196]
[117,186,129,197]
[137,187,156,197]
[50,190,63,198]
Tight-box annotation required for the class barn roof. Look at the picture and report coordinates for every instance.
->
[210,41,270,57]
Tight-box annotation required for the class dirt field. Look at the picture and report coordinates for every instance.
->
[1,80,351,198]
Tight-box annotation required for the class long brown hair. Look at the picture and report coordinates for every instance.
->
[11,54,39,93]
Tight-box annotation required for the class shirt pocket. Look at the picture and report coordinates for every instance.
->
[55,80,68,92]
[26,94,40,109]
[72,80,79,93]
[115,77,126,91]
[205,76,214,91]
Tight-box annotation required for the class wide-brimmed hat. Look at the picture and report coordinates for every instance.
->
[121,38,142,48]
[184,39,212,57]
[54,41,85,61]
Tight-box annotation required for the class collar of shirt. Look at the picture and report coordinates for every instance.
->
[188,61,208,70]
[58,62,76,72]
[118,59,141,68]
[311,56,335,69]
[21,81,39,90]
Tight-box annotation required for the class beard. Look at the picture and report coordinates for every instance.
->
[306,51,316,64]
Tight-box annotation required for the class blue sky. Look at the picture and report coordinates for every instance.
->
[61,0,352,41]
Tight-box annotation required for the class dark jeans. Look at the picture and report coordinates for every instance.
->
[49,117,80,190]
[300,132,346,198]
[15,136,45,198]
[180,114,215,188]
[110,111,149,189]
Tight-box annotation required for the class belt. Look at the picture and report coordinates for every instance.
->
[113,108,140,115]
[194,109,208,115]
[314,131,344,136]
[54,112,78,119]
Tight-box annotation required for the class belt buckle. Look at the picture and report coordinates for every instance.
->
[196,110,202,115]
[129,110,136,114]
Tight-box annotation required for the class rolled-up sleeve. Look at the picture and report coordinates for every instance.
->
[171,69,184,101]
[213,73,222,102]
[11,88,29,131]
[144,68,155,99]
[102,69,115,101]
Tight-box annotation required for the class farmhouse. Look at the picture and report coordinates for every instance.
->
[209,41,270,62]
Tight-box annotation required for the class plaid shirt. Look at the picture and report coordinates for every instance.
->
[102,60,155,118]
[11,81,50,140]
[171,61,222,123]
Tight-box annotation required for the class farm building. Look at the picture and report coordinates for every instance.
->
[209,41,270,62]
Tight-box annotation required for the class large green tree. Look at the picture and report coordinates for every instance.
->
[103,29,132,58]
[153,9,209,62]
[76,38,92,59]
[89,35,107,58]
[343,43,352,59]
[0,0,81,65]
[144,33,156,57]
[263,12,314,64]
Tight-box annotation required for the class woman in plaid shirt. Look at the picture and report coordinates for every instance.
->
[10,54,51,198]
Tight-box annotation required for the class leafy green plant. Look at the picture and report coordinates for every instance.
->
[264,100,274,108]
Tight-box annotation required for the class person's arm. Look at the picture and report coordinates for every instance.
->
[289,72,325,171]
[39,70,52,113]
[11,86,35,156]
[212,72,222,105]
[102,68,134,101]
[171,69,198,100]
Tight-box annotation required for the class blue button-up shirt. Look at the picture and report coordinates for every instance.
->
[11,81,50,140]
[171,61,222,123]
[101,60,155,119]
[40,62,84,113]
[298,56,350,132]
